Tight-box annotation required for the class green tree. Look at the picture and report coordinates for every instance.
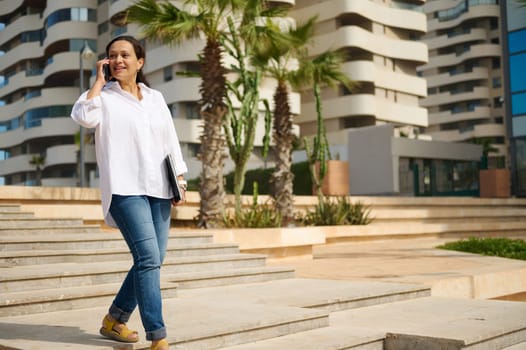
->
[127,0,246,228]
[292,50,353,201]
[252,17,317,226]
[222,3,291,219]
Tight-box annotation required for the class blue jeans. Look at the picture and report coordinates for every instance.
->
[108,195,171,341]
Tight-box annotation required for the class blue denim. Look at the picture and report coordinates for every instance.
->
[108,195,171,341]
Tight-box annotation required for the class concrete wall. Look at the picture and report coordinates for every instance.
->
[347,124,483,195]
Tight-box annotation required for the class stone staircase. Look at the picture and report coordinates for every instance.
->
[322,196,526,244]
[1,202,526,349]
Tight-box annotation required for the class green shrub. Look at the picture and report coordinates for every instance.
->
[223,161,313,195]
[222,182,282,228]
[437,237,526,261]
[298,196,372,226]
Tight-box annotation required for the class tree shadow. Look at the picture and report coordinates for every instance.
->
[0,322,134,349]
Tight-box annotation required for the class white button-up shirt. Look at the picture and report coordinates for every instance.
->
[71,81,188,227]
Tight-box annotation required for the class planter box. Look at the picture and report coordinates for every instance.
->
[479,168,510,198]
[318,160,350,196]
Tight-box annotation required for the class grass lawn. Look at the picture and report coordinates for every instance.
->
[437,237,526,261]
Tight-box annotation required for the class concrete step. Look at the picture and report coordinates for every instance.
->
[168,266,296,289]
[0,204,23,212]
[222,295,526,350]
[220,325,385,349]
[178,278,431,312]
[0,281,178,317]
[0,231,214,252]
[326,221,526,244]
[0,217,85,228]
[0,224,103,235]
[0,253,268,292]
[502,342,526,349]
[0,243,241,266]
[0,211,35,219]
[0,297,329,349]
[373,207,526,224]
[341,296,526,350]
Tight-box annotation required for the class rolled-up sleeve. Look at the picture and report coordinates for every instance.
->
[70,92,103,128]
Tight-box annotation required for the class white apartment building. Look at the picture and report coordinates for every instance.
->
[0,0,430,189]
[291,0,429,144]
[418,0,505,166]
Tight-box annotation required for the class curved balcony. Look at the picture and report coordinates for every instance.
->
[173,119,203,144]
[45,143,96,166]
[42,0,97,20]
[0,87,79,123]
[157,77,201,104]
[428,106,492,126]
[0,0,24,16]
[428,5,500,32]
[0,153,33,176]
[0,118,78,149]
[312,25,428,64]
[45,144,77,166]
[298,94,376,124]
[43,21,97,49]
[376,99,428,127]
[109,0,134,23]
[421,86,490,108]
[293,0,426,33]
[42,177,78,188]
[0,14,42,47]
[299,93,427,127]
[0,70,43,98]
[419,43,501,71]
[425,67,489,89]
[430,123,506,142]
[147,39,204,72]
[43,51,84,78]
[0,41,41,72]
[342,60,426,97]
[425,28,488,51]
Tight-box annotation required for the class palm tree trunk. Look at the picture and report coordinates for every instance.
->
[198,38,228,228]
[271,80,294,226]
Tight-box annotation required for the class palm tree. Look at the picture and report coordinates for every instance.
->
[251,17,317,226]
[127,0,246,228]
[29,154,45,186]
[292,50,353,200]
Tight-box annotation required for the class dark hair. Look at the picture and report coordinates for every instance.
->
[105,35,150,87]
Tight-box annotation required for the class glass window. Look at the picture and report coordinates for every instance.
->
[512,92,526,117]
[509,29,526,55]
[510,53,526,93]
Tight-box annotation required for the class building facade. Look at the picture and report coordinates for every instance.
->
[291,0,428,145]
[501,0,526,196]
[418,0,505,167]
[0,0,429,190]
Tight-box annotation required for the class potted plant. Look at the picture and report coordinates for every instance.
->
[476,138,510,198]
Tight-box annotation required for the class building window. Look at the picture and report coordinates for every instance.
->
[512,92,526,116]
[164,66,173,82]
[510,53,526,93]
[492,77,501,88]
[509,28,526,54]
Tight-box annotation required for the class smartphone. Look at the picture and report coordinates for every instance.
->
[103,64,111,81]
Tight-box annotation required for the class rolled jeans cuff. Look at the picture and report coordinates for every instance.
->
[146,327,167,341]
[109,303,133,324]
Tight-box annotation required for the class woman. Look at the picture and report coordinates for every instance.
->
[71,35,187,350]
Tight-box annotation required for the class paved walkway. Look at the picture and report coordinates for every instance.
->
[267,237,526,300]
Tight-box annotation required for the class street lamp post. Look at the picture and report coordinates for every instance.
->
[79,40,95,187]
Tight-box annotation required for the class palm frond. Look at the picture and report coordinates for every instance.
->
[127,0,201,44]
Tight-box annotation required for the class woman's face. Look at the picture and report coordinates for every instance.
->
[107,40,144,84]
